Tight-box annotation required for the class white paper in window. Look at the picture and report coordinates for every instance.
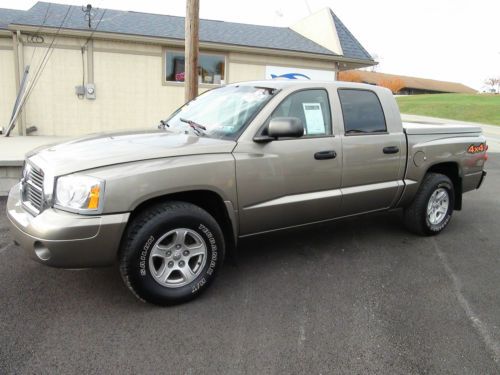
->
[302,103,325,135]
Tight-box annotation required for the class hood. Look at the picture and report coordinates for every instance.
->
[28,129,236,176]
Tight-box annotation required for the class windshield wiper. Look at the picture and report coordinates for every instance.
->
[158,119,170,130]
[180,118,207,136]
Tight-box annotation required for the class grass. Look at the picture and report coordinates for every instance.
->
[396,94,500,126]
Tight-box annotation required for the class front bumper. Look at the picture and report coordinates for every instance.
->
[6,183,130,268]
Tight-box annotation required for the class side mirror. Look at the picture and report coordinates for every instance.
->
[267,117,304,139]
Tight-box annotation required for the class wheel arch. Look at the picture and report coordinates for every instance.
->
[125,189,238,256]
[426,162,462,210]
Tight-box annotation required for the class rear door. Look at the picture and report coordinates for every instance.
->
[233,88,343,235]
[338,88,405,215]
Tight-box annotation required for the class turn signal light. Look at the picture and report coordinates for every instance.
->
[88,185,100,209]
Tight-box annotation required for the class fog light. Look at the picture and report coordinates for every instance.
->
[34,241,51,261]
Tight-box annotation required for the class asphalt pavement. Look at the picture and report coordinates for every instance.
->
[0,155,499,374]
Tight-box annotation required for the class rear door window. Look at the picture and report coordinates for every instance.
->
[338,89,387,134]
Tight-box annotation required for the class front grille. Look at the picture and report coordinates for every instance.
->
[21,162,45,215]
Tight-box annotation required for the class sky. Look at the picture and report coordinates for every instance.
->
[1,0,499,90]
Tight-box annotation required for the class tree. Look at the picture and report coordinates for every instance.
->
[484,77,500,93]
[338,71,363,83]
[377,78,405,94]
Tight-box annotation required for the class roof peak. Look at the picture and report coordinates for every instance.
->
[329,9,372,60]
[290,7,373,61]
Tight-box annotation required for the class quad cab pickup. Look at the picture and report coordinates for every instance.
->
[7,81,488,305]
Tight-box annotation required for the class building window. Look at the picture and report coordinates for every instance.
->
[165,51,225,85]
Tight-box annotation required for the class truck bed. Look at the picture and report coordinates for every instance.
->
[403,122,482,135]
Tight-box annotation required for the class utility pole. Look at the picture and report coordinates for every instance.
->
[185,0,199,102]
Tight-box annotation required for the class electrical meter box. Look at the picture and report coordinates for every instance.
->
[85,84,96,100]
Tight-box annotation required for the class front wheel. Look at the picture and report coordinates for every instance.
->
[403,173,455,236]
[119,201,225,306]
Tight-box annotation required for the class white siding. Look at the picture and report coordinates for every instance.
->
[0,35,336,137]
[0,37,16,132]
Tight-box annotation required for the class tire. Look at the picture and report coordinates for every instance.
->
[403,173,455,236]
[119,201,225,306]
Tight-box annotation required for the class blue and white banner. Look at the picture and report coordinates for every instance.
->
[265,66,336,81]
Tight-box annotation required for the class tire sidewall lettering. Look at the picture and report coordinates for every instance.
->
[193,223,219,293]
[139,235,155,277]
[121,203,226,305]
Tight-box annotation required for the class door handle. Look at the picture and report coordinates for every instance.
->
[383,146,399,154]
[314,150,337,160]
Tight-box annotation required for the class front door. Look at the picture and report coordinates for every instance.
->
[234,89,342,235]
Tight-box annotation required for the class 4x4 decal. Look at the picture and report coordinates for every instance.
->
[467,143,486,154]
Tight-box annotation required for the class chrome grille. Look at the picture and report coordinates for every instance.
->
[21,162,45,215]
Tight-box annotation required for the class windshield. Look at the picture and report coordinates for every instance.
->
[165,85,277,140]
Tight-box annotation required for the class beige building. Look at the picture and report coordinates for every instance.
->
[0,2,375,137]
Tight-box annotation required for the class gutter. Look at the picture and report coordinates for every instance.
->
[8,23,376,66]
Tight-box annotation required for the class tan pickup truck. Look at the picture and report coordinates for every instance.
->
[7,81,488,305]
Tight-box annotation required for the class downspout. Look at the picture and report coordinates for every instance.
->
[334,62,340,80]
[86,39,94,83]
[12,30,26,136]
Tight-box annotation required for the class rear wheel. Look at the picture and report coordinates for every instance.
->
[119,201,225,306]
[403,173,455,236]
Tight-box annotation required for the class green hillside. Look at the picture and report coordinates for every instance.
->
[396,94,500,126]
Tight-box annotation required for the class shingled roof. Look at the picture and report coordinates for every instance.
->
[7,2,339,56]
[0,8,25,30]
[330,10,372,60]
[2,2,374,62]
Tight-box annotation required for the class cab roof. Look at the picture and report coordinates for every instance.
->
[230,80,392,93]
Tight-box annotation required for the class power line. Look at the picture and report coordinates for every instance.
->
[27,3,52,65]
[21,5,74,108]
[4,3,52,135]
[5,5,73,136]
[6,2,109,136]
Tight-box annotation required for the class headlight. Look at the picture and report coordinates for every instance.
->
[55,175,104,213]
